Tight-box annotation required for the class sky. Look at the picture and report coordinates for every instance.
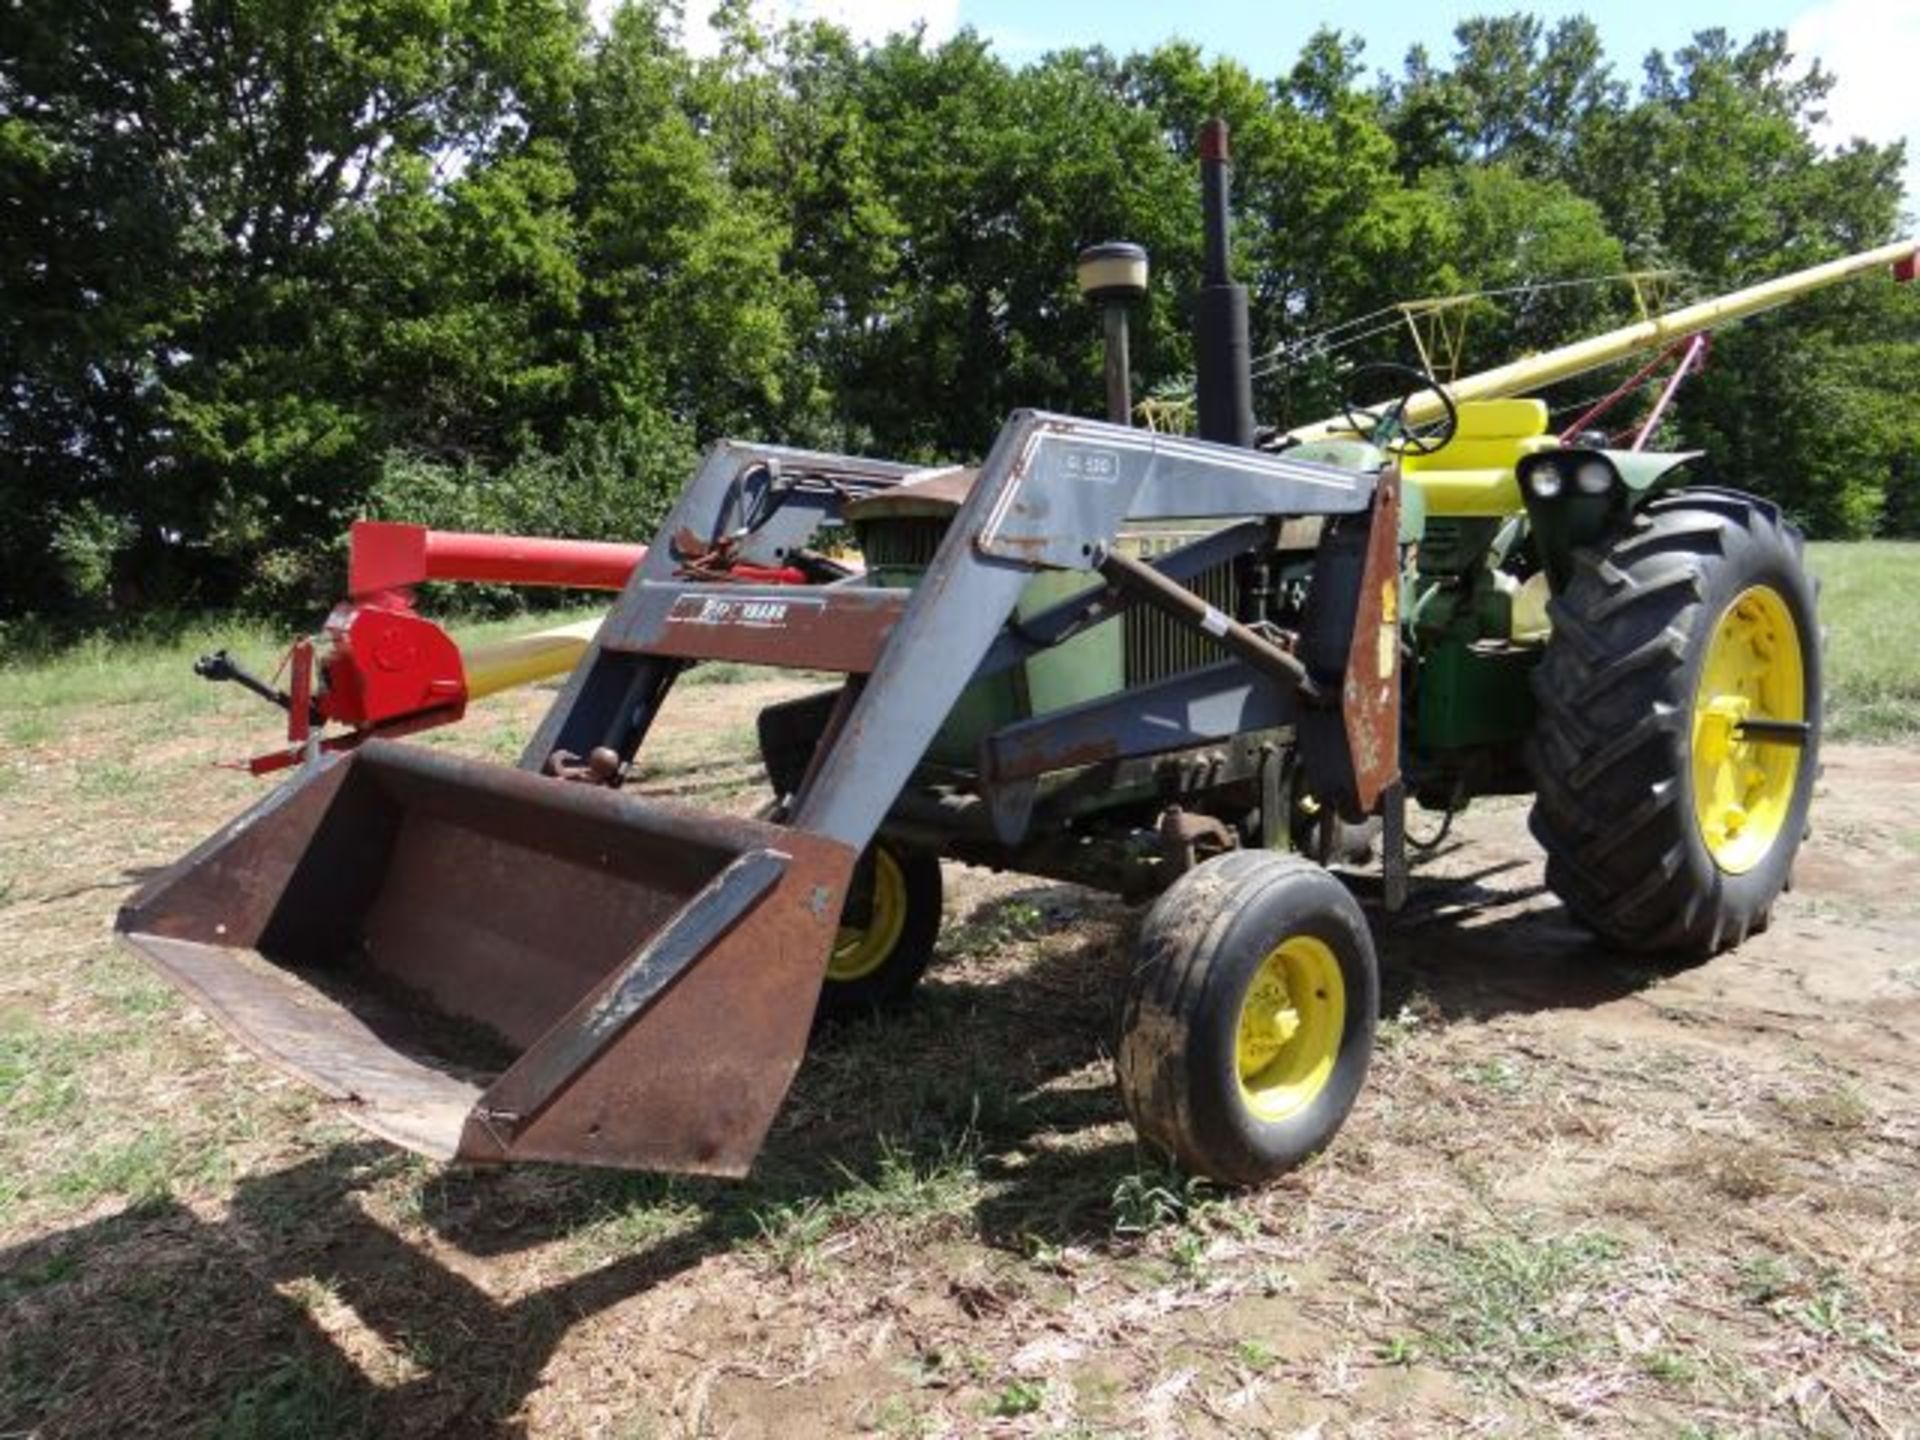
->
[643,0,1919,216]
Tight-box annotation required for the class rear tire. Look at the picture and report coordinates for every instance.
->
[1116,852,1377,1185]
[816,844,942,1020]
[1527,489,1820,958]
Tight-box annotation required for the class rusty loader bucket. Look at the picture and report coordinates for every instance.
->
[117,741,854,1175]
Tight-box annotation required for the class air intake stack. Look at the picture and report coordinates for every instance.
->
[1195,119,1255,448]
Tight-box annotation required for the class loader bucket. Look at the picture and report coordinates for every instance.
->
[116,741,856,1176]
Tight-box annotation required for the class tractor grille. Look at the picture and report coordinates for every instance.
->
[1122,560,1237,684]
[1119,528,1239,685]
[854,516,1239,685]
[856,517,948,570]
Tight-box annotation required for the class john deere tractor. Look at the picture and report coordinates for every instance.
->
[121,120,1853,1188]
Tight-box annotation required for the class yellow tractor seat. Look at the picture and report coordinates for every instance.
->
[1399,398,1557,517]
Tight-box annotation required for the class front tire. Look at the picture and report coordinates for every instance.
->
[817,844,942,1020]
[1116,852,1378,1185]
[1527,489,1820,957]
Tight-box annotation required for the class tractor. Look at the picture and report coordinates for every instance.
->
[123,120,1884,1186]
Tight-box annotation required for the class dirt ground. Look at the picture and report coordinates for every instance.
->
[1,672,1916,1437]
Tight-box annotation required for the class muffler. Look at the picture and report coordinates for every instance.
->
[117,741,854,1175]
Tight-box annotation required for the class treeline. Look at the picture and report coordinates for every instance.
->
[3,1,1915,621]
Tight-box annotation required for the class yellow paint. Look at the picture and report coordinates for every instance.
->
[827,848,908,982]
[1287,239,1920,445]
[1235,934,1345,1122]
[1397,398,1555,518]
[460,618,601,700]
[1691,586,1806,873]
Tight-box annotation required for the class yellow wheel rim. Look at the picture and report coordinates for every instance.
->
[1690,585,1806,874]
[1235,935,1346,1122]
[827,849,908,982]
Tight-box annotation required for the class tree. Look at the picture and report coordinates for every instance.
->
[4,5,1914,624]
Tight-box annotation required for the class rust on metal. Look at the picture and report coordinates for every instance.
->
[1156,805,1237,876]
[117,741,856,1176]
[1341,468,1403,812]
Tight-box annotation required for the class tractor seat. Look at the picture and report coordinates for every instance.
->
[1399,398,1556,517]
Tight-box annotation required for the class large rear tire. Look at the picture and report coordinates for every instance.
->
[1527,489,1821,958]
[1116,852,1377,1185]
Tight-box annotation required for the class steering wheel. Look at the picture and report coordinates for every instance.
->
[1338,361,1459,456]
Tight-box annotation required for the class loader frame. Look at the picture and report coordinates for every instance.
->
[532,410,1400,868]
[119,410,1405,1178]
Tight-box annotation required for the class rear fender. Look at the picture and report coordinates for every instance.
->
[1518,448,1704,590]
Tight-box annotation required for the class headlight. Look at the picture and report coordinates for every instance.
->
[1574,459,1615,495]
[1528,464,1564,499]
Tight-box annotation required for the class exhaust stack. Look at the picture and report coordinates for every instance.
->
[1195,119,1255,448]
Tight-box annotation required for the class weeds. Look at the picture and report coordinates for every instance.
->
[1236,1338,1277,1368]
[752,1132,983,1271]
[202,1353,369,1440]
[943,898,1049,960]
[989,1379,1045,1417]
[1455,1055,1529,1095]
[1410,1228,1626,1376]
[1109,1161,1211,1236]
[1374,1004,1427,1054]
[1776,1081,1870,1133]
[49,1130,185,1208]
[1736,1253,1795,1306]
[1738,1255,1902,1360]
[1376,1336,1422,1366]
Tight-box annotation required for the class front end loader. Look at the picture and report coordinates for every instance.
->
[121,120,1907,1185]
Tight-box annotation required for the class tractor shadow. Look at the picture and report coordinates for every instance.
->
[0,887,1143,1437]
[0,871,1677,1436]
[1351,853,1689,1022]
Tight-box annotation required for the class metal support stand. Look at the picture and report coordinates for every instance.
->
[1381,779,1408,913]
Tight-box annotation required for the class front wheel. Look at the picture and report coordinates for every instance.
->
[1527,489,1821,957]
[817,844,943,1020]
[1116,852,1378,1185]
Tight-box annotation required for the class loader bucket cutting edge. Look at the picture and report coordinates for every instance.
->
[116,740,856,1176]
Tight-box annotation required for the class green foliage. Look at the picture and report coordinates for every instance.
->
[989,1379,1045,1418]
[3,4,1913,624]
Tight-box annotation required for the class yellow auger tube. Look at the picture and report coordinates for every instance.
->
[1285,238,1919,443]
[459,617,603,701]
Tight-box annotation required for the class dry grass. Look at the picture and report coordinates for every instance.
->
[2,636,1918,1437]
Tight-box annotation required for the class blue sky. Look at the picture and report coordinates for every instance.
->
[664,0,1917,214]
[958,0,1805,75]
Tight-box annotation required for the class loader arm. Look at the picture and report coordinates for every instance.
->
[118,411,1390,1178]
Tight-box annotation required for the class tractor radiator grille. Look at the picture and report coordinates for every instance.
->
[1122,560,1238,685]
[855,517,947,571]
[854,514,1239,685]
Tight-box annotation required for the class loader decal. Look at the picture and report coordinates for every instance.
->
[671,594,829,629]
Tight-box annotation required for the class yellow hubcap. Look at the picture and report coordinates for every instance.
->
[1691,585,1805,874]
[1235,935,1345,1122]
[828,849,908,982]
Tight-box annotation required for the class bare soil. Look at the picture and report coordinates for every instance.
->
[1,673,1916,1437]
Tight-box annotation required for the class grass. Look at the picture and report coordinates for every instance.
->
[201,1353,370,1440]
[1,551,1918,1436]
[1410,1227,1627,1377]
[989,1378,1046,1417]
[751,1131,985,1271]
[1,544,1910,740]
[0,605,611,749]
[1807,540,1920,740]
